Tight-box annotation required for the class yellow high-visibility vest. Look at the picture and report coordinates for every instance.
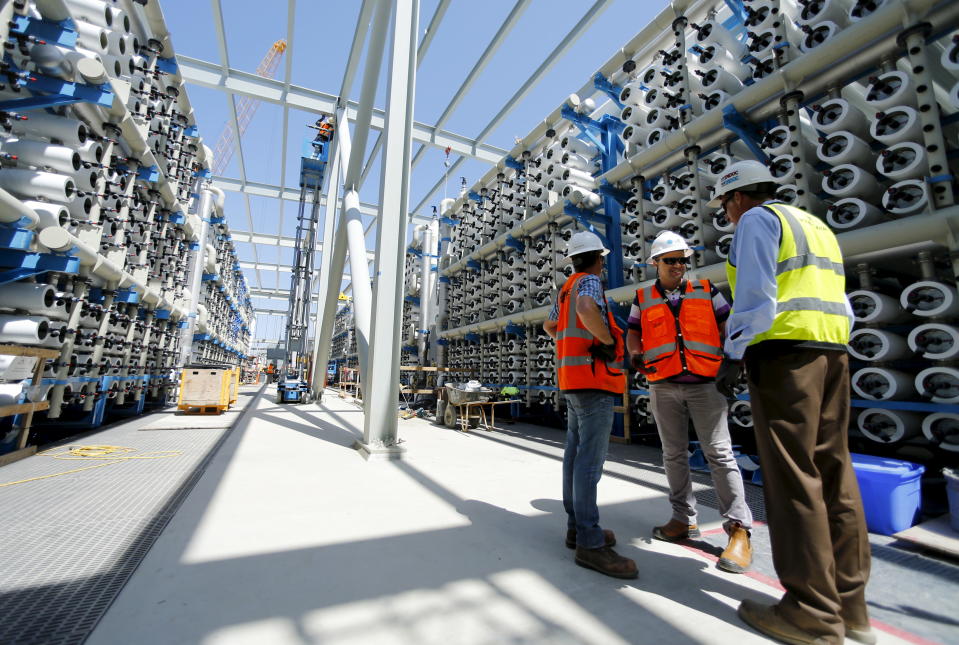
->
[727,202,849,347]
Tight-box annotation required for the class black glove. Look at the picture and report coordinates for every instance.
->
[715,358,743,400]
[589,342,617,363]
[630,354,657,376]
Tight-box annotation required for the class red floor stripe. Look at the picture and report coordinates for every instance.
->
[676,535,941,645]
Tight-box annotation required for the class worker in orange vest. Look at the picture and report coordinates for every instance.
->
[313,115,334,142]
[544,230,636,580]
[626,230,753,575]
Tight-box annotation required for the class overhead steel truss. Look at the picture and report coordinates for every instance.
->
[183,0,610,302]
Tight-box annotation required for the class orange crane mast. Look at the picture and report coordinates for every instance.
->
[211,39,288,177]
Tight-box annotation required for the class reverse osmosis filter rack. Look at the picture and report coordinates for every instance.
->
[0,0,253,444]
[403,0,959,461]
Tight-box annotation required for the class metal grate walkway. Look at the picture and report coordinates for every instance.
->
[0,385,265,645]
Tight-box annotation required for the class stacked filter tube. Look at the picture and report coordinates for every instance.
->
[0,0,251,432]
[330,302,357,371]
[430,0,959,461]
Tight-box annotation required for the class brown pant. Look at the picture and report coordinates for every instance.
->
[745,346,871,644]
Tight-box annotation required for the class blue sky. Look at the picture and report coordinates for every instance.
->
[158,0,665,338]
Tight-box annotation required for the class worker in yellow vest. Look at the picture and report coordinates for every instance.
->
[712,160,872,645]
[626,230,752,574]
[544,230,636,580]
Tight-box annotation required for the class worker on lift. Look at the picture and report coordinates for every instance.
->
[311,115,334,143]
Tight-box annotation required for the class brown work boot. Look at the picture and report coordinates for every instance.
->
[717,522,752,573]
[565,528,616,549]
[574,545,638,579]
[845,624,877,645]
[738,599,831,645]
[651,518,700,542]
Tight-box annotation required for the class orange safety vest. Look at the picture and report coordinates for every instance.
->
[635,279,723,382]
[556,273,625,394]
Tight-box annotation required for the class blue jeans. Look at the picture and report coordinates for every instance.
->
[562,391,614,549]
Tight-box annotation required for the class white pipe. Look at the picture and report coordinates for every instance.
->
[0,170,76,204]
[851,367,914,400]
[1,139,81,174]
[418,222,434,364]
[0,188,40,227]
[857,408,922,444]
[915,367,959,403]
[0,283,56,311]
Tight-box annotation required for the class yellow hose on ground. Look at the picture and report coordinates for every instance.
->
[0,445,182,488]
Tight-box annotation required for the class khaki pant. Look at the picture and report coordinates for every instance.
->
[649,382,752,530]
[746,346,870,644]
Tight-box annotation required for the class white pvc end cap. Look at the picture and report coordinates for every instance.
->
[38,226,73,252]
[77,58,108,85]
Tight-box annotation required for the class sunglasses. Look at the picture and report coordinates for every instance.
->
[658,257,690,266]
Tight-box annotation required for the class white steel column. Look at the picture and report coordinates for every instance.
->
[357,0,418,459]
[310,108,353,394]
[309,135,342,392]
[333,115,373,378]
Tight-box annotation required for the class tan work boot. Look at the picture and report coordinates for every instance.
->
[565,528,616,549]
[651,518,700,542]
[574,545,638,579]
[737,599,831,645]
[845,624,877,644]
[717,522,751,573]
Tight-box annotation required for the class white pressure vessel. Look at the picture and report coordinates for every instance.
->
[847,289,909,324]
[821,164,883,201]
[847,328,910,361]
[812,98,869,138]
[870,106,922,146]
[908,324,959,360]
[0,283,56,311]
[826,198,884,230]
[851,367,914,401]
[0,315,49,344]
[865,71,915,111]
[0,169,76,203]
[900,281,959,318]
[915,367,959,404]
[875,142,926,181]
[816,131,876,167]
[921,413,959,452]
[857,408,922,444]
[882,179,929,216]
[11,112,87,144]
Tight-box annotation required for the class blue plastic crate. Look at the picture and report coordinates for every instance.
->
[851,453,924,536]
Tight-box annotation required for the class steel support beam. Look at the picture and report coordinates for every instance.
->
[360,0,418,459]
[176,55,507,164]
[410,0,612,215]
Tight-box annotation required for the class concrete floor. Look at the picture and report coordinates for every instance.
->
[76,385,941,645]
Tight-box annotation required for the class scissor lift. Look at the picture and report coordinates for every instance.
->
[277,121,331,403]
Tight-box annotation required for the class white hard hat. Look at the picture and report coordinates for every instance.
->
[647,230,692,264]
[706,159,777,208]
[566,230,609,259]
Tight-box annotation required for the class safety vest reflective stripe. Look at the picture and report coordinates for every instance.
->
[643,341,677,361]
[685,338,721,354]
[638,286,665,309]
[558,355,593,368]
[777,297,849,316]
[556,273,625,394]
[726,202,849,347]
[774,205,845,277]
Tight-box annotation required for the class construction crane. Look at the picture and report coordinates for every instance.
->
[276,119,333,403]
[210,39,287,177]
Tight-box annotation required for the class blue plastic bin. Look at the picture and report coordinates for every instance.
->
[851,453,924,536]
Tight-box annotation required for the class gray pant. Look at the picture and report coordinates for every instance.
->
[649,382,752,530]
